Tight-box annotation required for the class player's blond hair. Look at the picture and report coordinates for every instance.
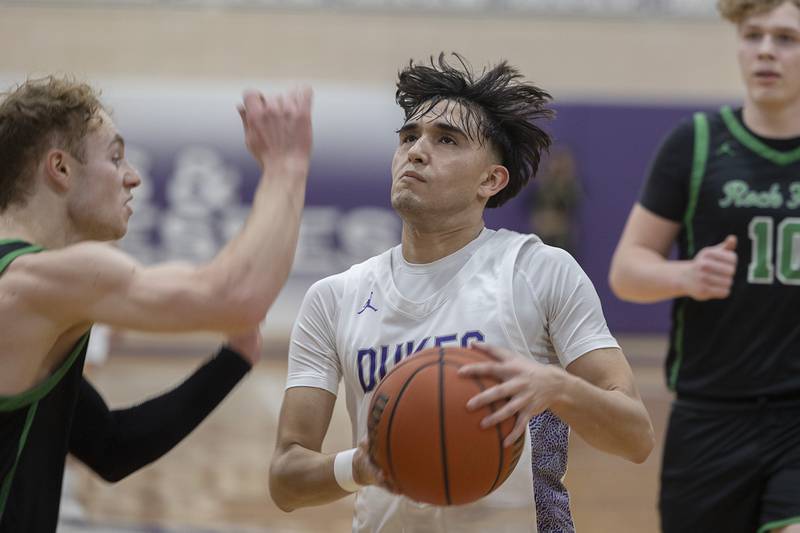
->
[718,0,800,23]
[0,76,105,210]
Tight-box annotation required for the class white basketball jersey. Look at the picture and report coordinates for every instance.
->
[287,228,619,533]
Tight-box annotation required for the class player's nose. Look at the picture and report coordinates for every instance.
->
[757,35,777,58]
[407,138,429,164]
[125,168,142,189]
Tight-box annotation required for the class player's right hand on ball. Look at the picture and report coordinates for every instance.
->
[237,87,313,174]
[354,438,397,493]
[681,235,737,301]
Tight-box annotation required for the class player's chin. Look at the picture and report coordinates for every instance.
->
[749,87,789,105]
[109,220,129,241]
[390,191,423,215]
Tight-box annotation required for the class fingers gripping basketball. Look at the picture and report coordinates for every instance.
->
[367,346,524,506]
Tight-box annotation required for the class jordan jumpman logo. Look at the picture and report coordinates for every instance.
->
[357,291,378,314]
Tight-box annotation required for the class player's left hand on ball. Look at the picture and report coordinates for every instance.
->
[458,342,566,447]
[353,438,397,493]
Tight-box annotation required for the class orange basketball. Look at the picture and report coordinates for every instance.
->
[367,346,523,506]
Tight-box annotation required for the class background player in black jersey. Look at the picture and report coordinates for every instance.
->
[610,1,800,532]
[0,77,312,531]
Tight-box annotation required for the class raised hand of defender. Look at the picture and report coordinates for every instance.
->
[237,87,313,174]
[682,235,737,301]
[458,342,565,447]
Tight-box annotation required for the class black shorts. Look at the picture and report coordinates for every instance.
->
[660,397,800,533]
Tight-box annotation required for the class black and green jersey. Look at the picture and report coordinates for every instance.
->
[0,240,255,532]
[641,107,800,399]
[0,240,89,532]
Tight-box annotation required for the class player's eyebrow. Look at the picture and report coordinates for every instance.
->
[108,134,125,150]
[432,122,468,138]
[396,121,469,139]
[742,22,800,34]
[396,122,420,135]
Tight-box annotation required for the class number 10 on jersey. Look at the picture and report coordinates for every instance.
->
[748,216,800,285]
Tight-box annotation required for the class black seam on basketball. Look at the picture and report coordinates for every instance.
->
[438,349,452,505]
[468,374,505,494]
[367,394,389,468]
[439,358,506,497]
[384,359,441,497]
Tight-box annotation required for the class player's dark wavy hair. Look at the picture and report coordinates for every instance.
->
[396,53,553,208]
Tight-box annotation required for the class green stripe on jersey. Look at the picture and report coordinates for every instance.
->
[0,244,43,275]
[669,112,709,391]
[0,242,76,410]
[721,106,800,165]
[0,402,39,521]
[0,332,89,411]
[757,516,800,533]
[683,112,710,257]
[0,241,68,520]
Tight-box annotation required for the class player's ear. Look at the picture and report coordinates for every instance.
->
[478,164,509,202]
[43,149,72,192]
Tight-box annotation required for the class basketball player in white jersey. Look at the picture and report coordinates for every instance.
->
[269,54,655,532]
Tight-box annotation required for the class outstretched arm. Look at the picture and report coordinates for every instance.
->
[9,88,313,334]
[69,333,258,481]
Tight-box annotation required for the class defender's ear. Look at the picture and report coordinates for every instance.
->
[478,164,510,202]
[43,149,72,192]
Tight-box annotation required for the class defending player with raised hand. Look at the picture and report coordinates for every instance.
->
[269,53,653,532]
[0,77,312,531]
[609,2,800,532]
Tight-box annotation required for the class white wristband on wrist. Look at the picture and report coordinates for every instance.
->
[333,448,362,493]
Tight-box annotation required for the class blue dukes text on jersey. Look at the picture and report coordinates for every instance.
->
[356,331,485,392]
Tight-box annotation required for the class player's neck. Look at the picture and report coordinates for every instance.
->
[400,220,485,264]
[0,200,75,249]
[742,97,800,138]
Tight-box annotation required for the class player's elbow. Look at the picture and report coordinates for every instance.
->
[269,486,296,513]
[268,456,300,512]
[608,259,632,301]
[627,421,656,464]
[608,263,646,303]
